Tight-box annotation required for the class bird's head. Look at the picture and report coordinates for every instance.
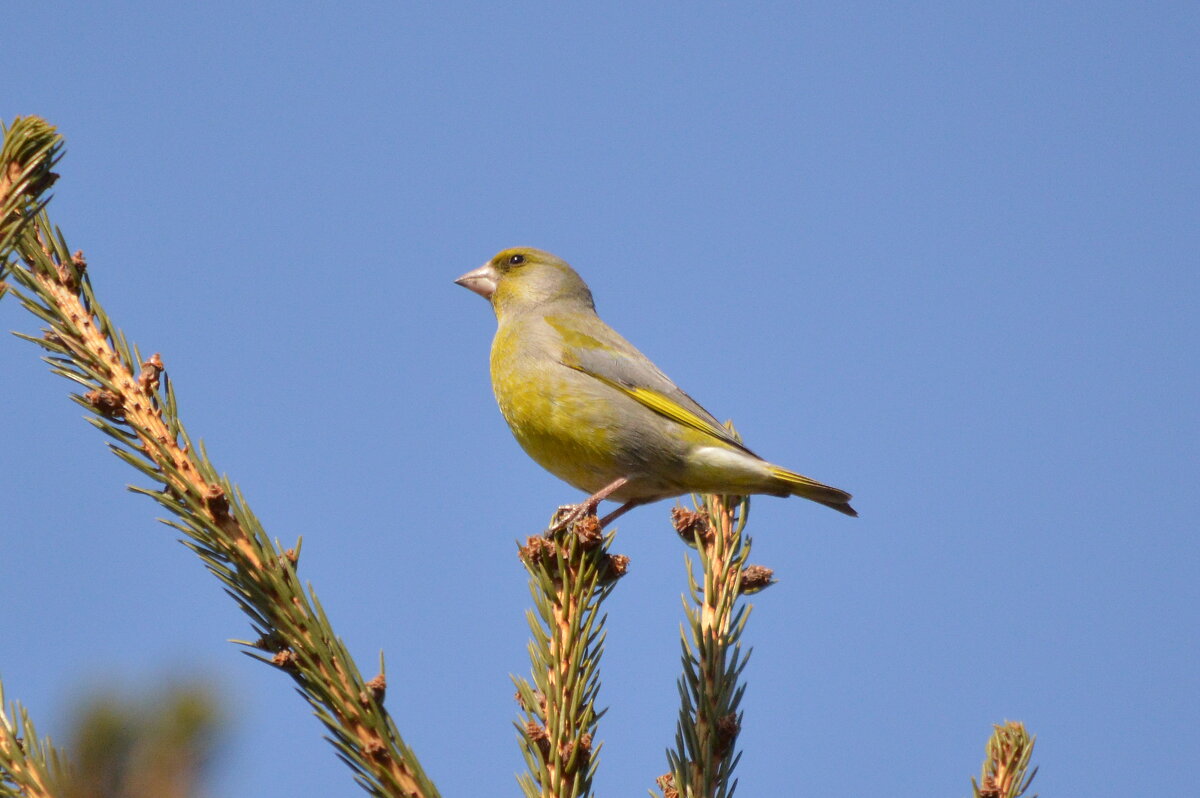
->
[455,247,594,319]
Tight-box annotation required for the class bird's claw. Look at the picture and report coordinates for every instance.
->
[548,502,594,534]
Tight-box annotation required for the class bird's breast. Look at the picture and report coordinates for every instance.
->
[489,322,627,493]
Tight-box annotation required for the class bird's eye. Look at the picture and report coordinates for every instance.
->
[508,254,526,266]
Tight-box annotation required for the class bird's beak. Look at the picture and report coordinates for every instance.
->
[454,262,499,300]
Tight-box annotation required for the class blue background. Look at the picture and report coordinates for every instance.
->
[3,3,1196,796]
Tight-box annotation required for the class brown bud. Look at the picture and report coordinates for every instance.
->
[361,673,386,706]
[564,732,593,766]
[252,632,287,652]
[715,712,741,758]
[137,353,164,392]
[84,389,124,419]
[671,506,714,546]
[518,535,557,567]
[514,689,548,716]
[364,739,389,761]
[739,564,776,594]
[600,553,630,584]
[524,721,551,758]
[54,255,79,290]
[572,514,604,548]
[203,484,231,518]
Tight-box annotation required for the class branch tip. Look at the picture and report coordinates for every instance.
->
[974,720,1037,798]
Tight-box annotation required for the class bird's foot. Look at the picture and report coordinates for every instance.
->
[548,502,595,534]
[546,478,632,534]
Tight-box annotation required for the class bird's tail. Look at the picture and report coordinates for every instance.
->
[766,465,858,517]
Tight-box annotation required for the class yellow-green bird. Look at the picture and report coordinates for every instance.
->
[456,247,856,527]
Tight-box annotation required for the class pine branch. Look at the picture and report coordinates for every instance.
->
[514,517,629,798]
[972,721,1038,798]
[0,680,70,798]
[0,119,438,798]
[658,490,768,798]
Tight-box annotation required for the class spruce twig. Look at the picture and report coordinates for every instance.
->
[972,721,1038,798]
[0,119,437,798]
[515,517,628,798]
[0,680,70,798]
[0,116,62,297]
[659,486,765,798]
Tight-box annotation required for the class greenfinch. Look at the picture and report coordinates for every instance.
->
[456,247,856,527]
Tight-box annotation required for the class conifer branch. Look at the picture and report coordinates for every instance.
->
[972,721,1037,798]
[659,490,767,798]
[0,681,70,798]
[3,116,1045,798]
[514,518,628,798]
[0,119,437,798]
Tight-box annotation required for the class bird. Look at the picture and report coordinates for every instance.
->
[455,247,856,528]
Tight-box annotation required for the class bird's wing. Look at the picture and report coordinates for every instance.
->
[545,313,755,454]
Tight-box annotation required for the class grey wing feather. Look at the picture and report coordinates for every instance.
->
[548,312,750,452]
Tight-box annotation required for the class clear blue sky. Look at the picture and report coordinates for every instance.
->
[3,3,1196,796]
